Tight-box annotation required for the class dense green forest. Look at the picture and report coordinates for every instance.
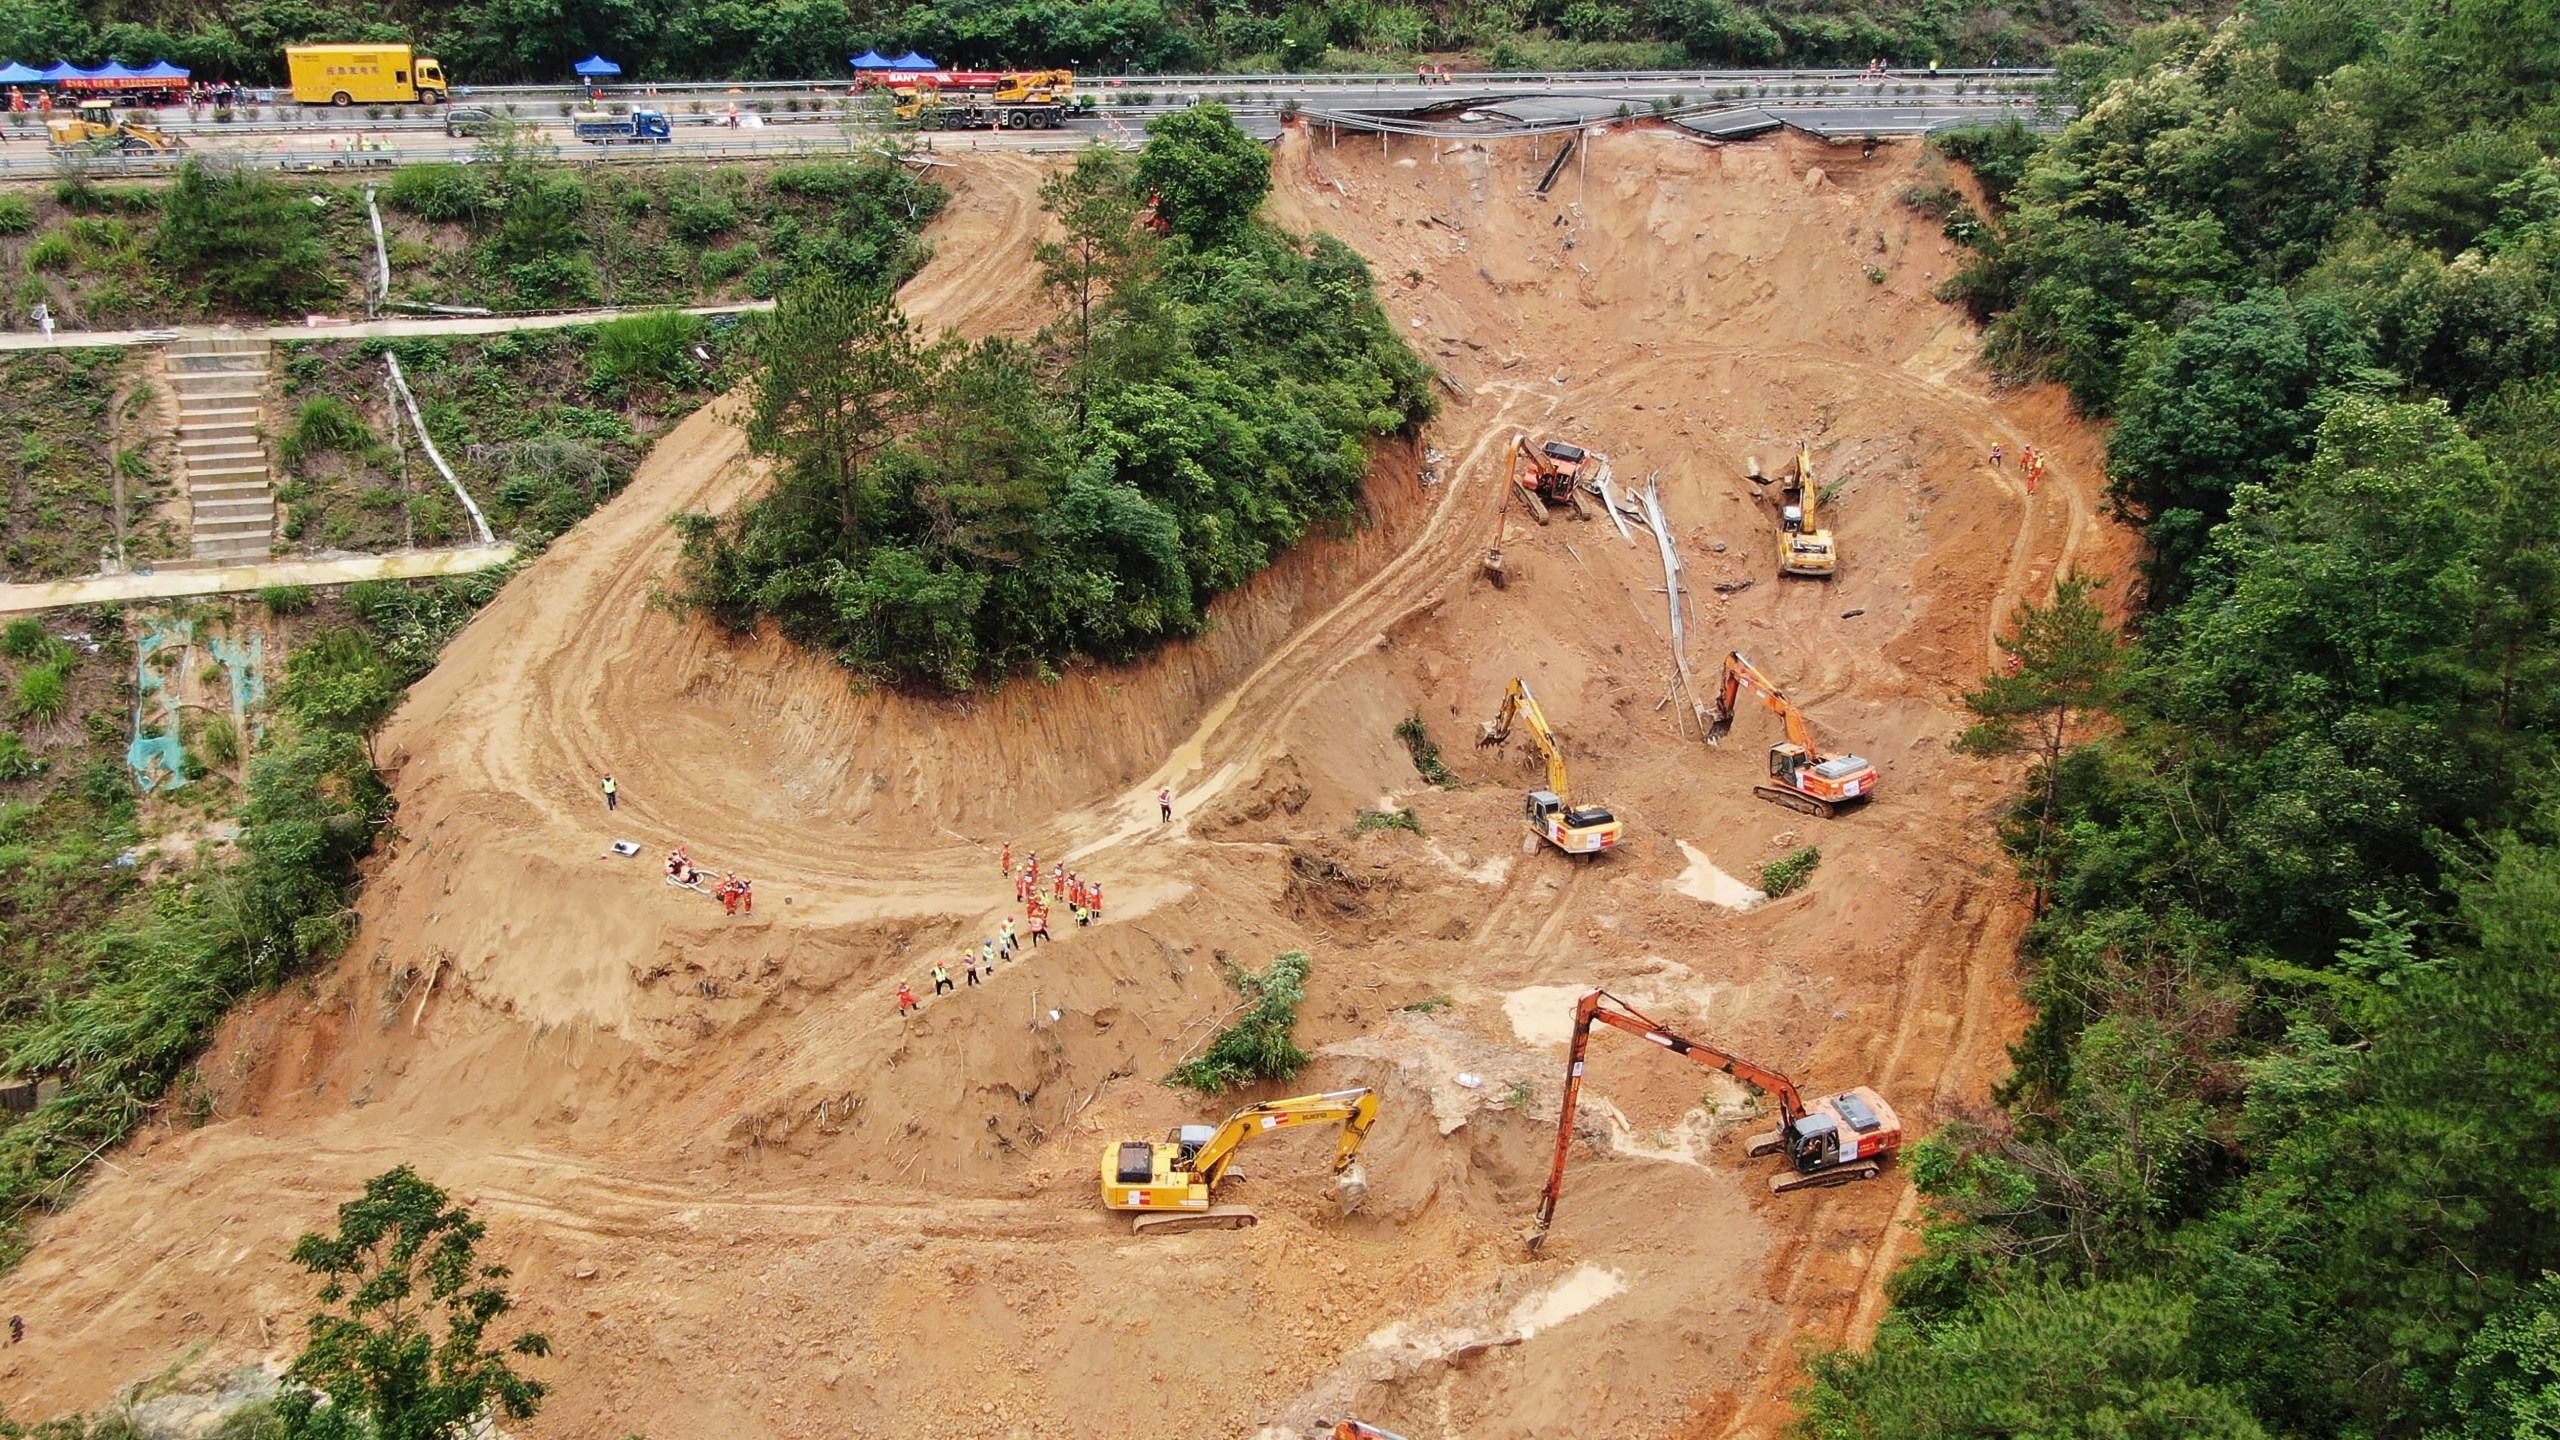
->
[676,104,1433,690]
[1799,2,2560,1437]
[0,0,2123,86]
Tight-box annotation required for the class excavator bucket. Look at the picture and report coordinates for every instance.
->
[1704,706,1733,746]
[1336,1159,1369,1212]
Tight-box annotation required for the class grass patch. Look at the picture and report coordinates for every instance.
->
[11,665,68,725]
[1396,711,1459,787]
[1760,845,1821,898]
[1170,951,1313,1092]
[259,585,316,616]
[277,396,377,469]
[1352,806,1423,836]
[587,310,703,396]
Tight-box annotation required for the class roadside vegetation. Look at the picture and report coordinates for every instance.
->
[676,105,1433,690]
[1801,4,2560,1437]
[0,0,2123,91]
[271,323,737,554]
[1,149,942,329]
[0,347,180,581]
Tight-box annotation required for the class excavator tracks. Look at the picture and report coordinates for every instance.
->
[1769,1161,1883,1195]
[1129,1204,1258,1236]
[1752,783,1837,819]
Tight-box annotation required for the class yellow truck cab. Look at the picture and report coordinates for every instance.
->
[286,44,448,105]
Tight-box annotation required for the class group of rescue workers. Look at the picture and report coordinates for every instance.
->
[664,845,754,915]
[897,840,1114,1015]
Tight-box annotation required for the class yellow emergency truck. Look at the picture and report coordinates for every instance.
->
[285,44,449,105]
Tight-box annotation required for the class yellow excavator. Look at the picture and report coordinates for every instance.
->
[1758,441,1837,577]
[46,100,183,153]
[1706,651,1878,817]
[1477,677,1624,855]
[1100,1087,1379,1235]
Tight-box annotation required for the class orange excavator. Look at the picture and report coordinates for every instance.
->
[1529,989,1899,1249]
[1506,434,1598,523]
[1705,651,1878,818]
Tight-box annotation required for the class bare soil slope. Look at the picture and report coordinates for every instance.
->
[0,131,2129,1439]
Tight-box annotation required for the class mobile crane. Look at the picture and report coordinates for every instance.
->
[893,68,1074,129]
[1506,434,1599,523]
[1706,651,1878,818]
[1478,677,1623,855]
[1529,989,1900,1249]
[1100,1087,1379,1235]
[1766,441,1838,576]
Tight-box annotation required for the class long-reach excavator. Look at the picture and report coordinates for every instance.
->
[1507,434,1599,523]
[1706,651,1878,818]
[1478,677,1624,855]
[1529,990,1900,1248]
[1100,1087,1379,1235]
[1768,440,1838,577]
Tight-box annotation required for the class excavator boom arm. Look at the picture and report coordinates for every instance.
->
[1708,651,1822,757]
[1193,1088,1381,1189]
[1480,677,1576,802]
[1530,990,1804,1245]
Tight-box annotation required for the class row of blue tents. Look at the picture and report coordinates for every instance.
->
[0,52,943,86]
[567,52,940,77]
[0,59,190,84]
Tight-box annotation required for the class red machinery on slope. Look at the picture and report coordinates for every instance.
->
[1528,989,1900,1250]
[1706,651,1878,817]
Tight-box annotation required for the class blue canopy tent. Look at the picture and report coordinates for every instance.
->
[87,60,138,79]
[133,60,189,80]
[0,62,48,84]
[39,63,97,80]
[850,49,893,69]
[572,54,622,78]
[889,51,938,70]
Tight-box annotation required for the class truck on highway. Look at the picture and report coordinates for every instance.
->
[889,68,1074,130]
[572,109,673,144]
[286,44,449,105]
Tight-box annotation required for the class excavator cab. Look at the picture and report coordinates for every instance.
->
[1169,1123,1218,1167]
[1776,1088,1899,1180]
[1769,745,1876,803]
[1527,790,1621,854]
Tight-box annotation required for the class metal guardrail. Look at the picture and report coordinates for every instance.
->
[439,64,2056,101]
[0,130,1102,179]
[23,85,2044,138]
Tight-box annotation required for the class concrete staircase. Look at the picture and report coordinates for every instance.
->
[167,338,275,565]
